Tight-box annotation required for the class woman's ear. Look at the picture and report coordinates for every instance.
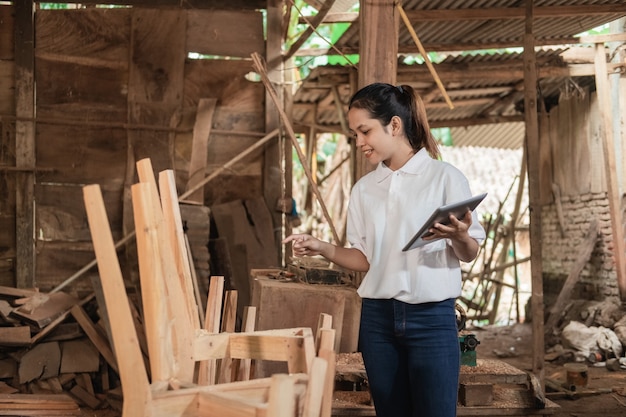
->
[391,115,402,136]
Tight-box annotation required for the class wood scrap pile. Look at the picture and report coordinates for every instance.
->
[0,286,124,415]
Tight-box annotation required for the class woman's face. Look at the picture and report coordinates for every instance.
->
[348,107,410,169]
[348,108,394,165]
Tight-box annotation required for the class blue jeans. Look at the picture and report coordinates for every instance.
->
[358,298,460,417]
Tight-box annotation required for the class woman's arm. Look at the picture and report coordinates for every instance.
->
[283,234,370,272]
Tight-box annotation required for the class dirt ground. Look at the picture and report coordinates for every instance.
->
[473,323,626,417]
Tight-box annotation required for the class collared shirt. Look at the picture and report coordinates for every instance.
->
[347,148,486,304]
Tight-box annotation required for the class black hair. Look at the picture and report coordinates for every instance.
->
[348,83,440,159]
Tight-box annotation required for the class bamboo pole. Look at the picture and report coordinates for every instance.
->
[251,52,340,244]
[396,4,454,109]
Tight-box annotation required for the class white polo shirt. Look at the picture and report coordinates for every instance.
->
[347,148,486,304]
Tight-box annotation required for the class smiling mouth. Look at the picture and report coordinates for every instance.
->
[363,149,373,157]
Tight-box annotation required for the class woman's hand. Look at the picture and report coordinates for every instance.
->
[424,210,472,241]
[282,234,370,272]
[282,234,324,257]
[423,210,479,262]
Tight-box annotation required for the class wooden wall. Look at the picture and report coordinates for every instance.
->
[0,5,271,291]
[0,5,16,286]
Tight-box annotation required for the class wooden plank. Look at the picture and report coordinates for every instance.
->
[70,305,118,374]
[235,306,256,381]
[186,9,264,58]
[131,181,176,383]
[160,169,201,328]
[185,98,217,204]
[60,339,100,373]
[14,0,35,288]
[0,326,30,346]
[217,290,238,384]
[18,342,61,383]
[69,384,101,409]
[29,293,94,345]
[0,286,37,298]
[198,275,224,385]
[82,184,151,417]
[136,163,196,384]
[0,393,81,416]
[11,291,79,328]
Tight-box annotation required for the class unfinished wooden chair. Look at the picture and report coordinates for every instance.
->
[83,173,333,416]
[131,159,319,385]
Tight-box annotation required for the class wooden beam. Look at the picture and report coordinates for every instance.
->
[302,5,626,24]
[397,3,454,109]
[523,0,545,387]
[594,42,626,301]
[403,4,626,21]
[42,0,267,9]
[578,32,626,44]
[14,0,35,288]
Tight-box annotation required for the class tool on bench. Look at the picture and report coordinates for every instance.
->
[456,303,480,366]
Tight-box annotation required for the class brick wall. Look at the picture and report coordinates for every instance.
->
[541,192,621,303]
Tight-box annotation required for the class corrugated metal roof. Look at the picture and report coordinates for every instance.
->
[292,48,599,140]
[329,0,626,54]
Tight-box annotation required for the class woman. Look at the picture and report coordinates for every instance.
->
[283,82,485,417]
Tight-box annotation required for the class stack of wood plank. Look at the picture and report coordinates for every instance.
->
[0,286,119,415]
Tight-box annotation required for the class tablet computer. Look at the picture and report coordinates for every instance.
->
[402,193,487,252]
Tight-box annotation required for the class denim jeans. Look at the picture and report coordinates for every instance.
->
[358,298,460,417]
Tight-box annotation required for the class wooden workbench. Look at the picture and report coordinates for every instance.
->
[250,269,361,376]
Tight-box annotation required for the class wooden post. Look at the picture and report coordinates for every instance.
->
[593,38,626,301]
[14,0,35,288]
[356,0,398,179]
[265,0,288,266]
[523,0,545,385]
